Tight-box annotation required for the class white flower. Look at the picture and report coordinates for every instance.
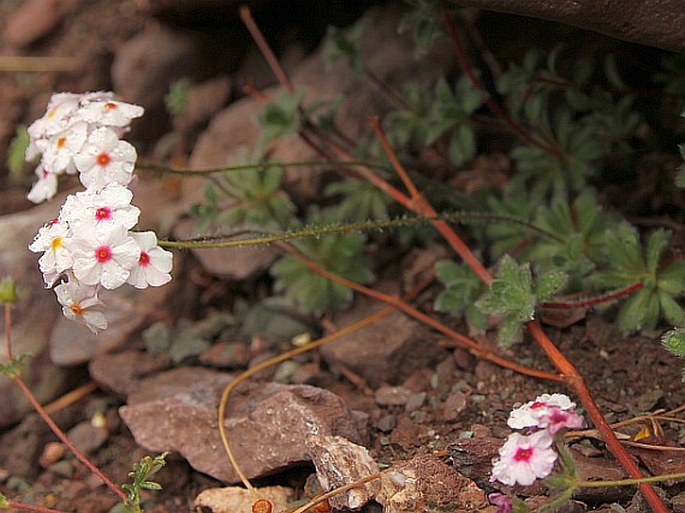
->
[490,430,558,486]
[78,99,144,127]
[61,183,140,233]
[29,218,73,286]
[27,165,59,204]
[54,280,107,333]
[508,393,577,430]
[40,121,88,175]
[70,226,140,289]
[73,127,137,190]
[126,231,173,289]
[27,93,82,147]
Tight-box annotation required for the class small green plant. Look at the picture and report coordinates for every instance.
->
[121,452,168,513]
[270,208,374,314]
[475,255,567,345]
[592,224,685,332]
[434,259,488,333]
[164,77,192,116]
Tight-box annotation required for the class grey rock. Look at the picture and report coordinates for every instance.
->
[307,434,380,510]
[442,391,468,422]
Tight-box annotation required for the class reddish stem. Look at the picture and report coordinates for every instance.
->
[6,500,67,513]
[12,375,127,500]
[541,282,644,309]
[442,12,562,159]
[239,6,293,93]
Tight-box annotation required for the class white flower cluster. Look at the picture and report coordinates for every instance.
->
[27,92,173,333]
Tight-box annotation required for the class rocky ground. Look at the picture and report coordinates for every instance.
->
[0,1,684,512]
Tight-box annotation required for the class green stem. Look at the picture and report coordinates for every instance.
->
[578,471,685,488]
[157,212,564,250]
[136,159,392,176]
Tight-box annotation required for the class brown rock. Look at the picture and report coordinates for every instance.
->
[120,374,368,482]
[443,391,468,422]
[570,449,630,503]
[88,350,173,398]
[66,421,108,454]
[3,0,77,47]
[173,217,278,280]
[449,0,685,51]
[376,454,490,513]
[321,284,445,388]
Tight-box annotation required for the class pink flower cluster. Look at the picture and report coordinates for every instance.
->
[27,92,172,333]
[490,393,584,487]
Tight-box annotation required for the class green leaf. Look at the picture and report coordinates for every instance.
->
[0,352,33,378]
[535,270,568,301]
[0,277,19,305]
[322,21,367,74]
[659,290,685,326]
[7,124,29,176]
[662,328,685,357]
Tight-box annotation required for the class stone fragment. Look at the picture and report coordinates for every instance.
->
[120,373,367,482]
[3,0,77,47]
[376,454,490,513]
[0,415,51,478]
[307,434,380,510]
[374,386,412,407]
[443,391,468,421]
[405,392,426,413]
[194,485,294,513]
[65,421,108,455]
[172,75,232,133]
[88,350,173,398]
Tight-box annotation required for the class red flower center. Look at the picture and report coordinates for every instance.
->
[138,251,150,266]
[70,304,83,315]
[96,152,111,167]
[57,136,67,148]
[95,245,112,263]
[530,401,547,409]
[104,101,117,110]
[514,447,533,462]
[95,206,111,221]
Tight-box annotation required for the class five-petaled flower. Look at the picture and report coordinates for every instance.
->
[491,430,558,486]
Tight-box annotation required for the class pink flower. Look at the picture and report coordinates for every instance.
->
[491,430,558,486]
[488,493,512,513]
[61,183,140,233]
[27,165,58,204]
[70,226,140,289]
[508,393,578,430]
[126,231,173,289]
[536,406,585,434]
[74,127,137,190]
[54,280,107,333]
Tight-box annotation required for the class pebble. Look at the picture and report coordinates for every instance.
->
[375,414,397,433]
[374,386,412,406]
[405,392,426,413]
[442,391,468,421]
